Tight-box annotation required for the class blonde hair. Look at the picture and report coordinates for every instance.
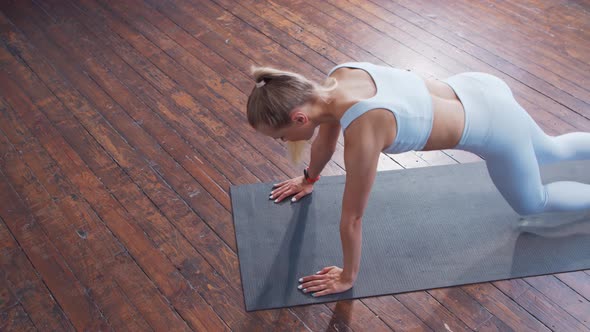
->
[286,140,307,165]
[246,66,337,129]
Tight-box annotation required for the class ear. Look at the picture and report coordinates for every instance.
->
[290,109,308,125]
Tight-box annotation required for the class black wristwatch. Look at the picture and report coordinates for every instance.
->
[304,167,320,184]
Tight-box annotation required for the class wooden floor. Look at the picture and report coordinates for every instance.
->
[0,0,589,330]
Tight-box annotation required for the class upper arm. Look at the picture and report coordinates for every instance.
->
[315,121,341,151]
[341,120,383,222]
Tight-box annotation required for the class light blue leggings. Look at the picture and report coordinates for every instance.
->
[445,73,590,215]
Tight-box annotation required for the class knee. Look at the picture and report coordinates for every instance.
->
[513,203,542,216]
[510,188,547,216]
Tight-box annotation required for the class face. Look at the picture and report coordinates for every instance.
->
[256,108,317,142]
[255,105,319,165]
[256,108,317,165]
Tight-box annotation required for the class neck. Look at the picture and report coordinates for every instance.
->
[308,93,340,125]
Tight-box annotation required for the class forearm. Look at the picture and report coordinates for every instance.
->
[307,138,336,179]
[339,217,363,282]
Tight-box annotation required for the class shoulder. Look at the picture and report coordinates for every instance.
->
[328,66,354,80]
[343,108,397,151]
[328,62,376,77]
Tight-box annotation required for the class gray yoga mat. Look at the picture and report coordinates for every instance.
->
[230,160,590,311]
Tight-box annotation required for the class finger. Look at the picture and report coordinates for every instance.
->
[273,182,297,195]
[269,187,288,200]
[290,191,307,203]
[270,184,290,195]
[312,289,332,297]
[298,280,323,289]
[302,284,327,293]
[299,274,325,283]
[274,190,296,203]
[272,179,290,188]
[270,183,289,195]
[317,266,336,275]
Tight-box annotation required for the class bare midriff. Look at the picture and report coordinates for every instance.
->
[422,78,465,151]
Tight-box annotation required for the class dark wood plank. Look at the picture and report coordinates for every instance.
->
[361,296,432,331]
[324,300,392,332]
[525,275,590,328]
[147,0,326,82]
[140,0,267,83]
[0,263,18,313]
[0,305,36,332]
[66,0,328,180]
[477,315,515,332]
[224,0,382,65]
[145,2,370,171]
[0,96,157,331]
[0,216,18,254]
[0,5,308,331]
[463,283,550,332]
[443,149,483,164]
[28,0,247,248]
[146,0,358,168]
[427,287,493,330]
[128,2,338,174]
[89,0,309,183]
[0,159,111,331]
[8,0,236,255]
[415,150,457,166]
[454,0,590,88]
[124,0,255,95]
[217,0,352,68]
[72,0,339,193]
[555,271,590,301]
[118,0,351,171]
[199,0,334,78]
[494,279,590,331]
[0,216,75,331]
[0,41,228,332]
[395,291,471,332]
[289,304,353,332]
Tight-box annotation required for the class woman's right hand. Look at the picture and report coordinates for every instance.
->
[270,176,314,203]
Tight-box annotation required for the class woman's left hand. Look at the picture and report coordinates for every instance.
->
[298,266,353,297]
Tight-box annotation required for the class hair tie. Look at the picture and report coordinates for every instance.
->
[255,80,266,88]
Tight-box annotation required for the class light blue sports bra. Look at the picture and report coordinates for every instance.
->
[328,62,433,153]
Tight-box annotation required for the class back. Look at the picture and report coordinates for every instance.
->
[328,62,434,153]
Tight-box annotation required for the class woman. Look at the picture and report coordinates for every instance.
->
[246,62,590,297]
